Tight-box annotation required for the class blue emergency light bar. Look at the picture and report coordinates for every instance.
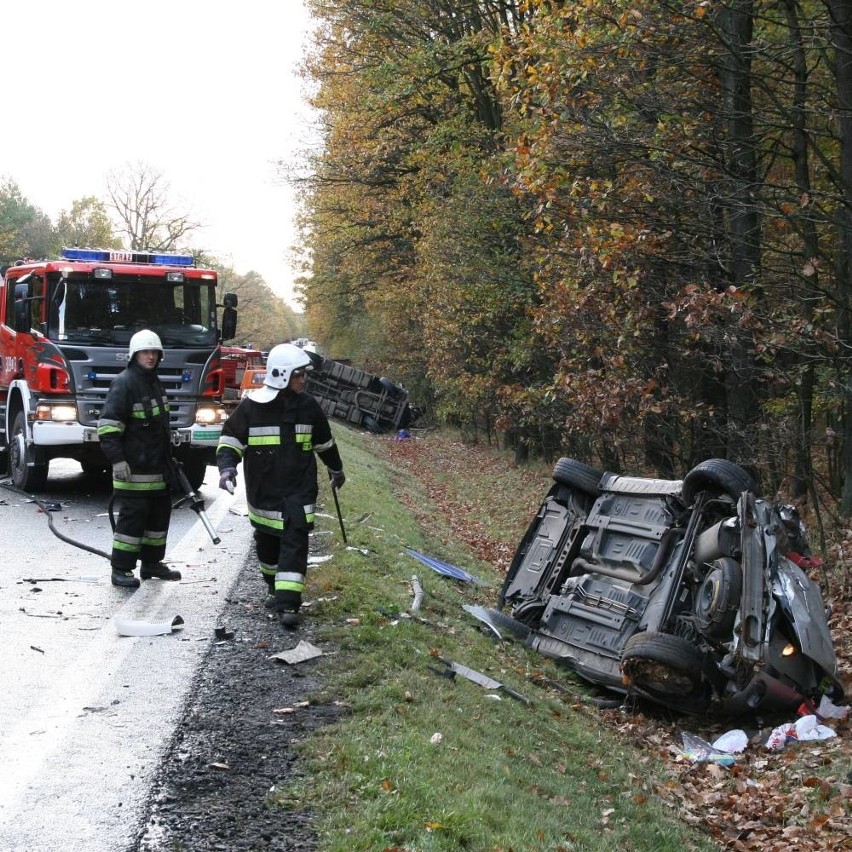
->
[60,247,195,267]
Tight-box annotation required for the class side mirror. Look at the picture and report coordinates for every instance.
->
[223,293,238,309]
[220,306,237,341]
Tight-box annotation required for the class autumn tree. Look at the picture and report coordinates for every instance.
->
[0,179,55,265]
[215,263,305,352]
[54,196,121,251]
[300,0,534,432]
[106,162,201,252]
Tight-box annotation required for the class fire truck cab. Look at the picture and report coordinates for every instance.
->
[0,247,238,491]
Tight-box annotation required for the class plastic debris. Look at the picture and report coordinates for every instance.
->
[765,714,837,750]
[817,695,849,720]
[113,615,185,637]
[269,640,323,665]
[404,548,485,584]
[712,729,749,754]
[679,732,736,766]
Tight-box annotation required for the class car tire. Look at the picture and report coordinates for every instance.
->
[681,458,757,505]
[621,632,709,710]
[551,458,603,496]
[694,557,742,643]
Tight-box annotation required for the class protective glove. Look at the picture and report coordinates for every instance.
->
[112,461,131,481]
[219,467,237,494]
[328,469,346,490]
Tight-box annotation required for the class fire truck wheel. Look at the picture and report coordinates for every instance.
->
[9,410,48,491]
[178,454,208,491]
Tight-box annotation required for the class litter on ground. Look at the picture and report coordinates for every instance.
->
[404,548,485,584]
[269,640,323,665]
[113,614,185,637]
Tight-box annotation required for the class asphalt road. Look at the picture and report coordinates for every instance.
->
[0,460,253,852]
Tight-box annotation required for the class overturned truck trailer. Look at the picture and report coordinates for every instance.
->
[304,352,414,433]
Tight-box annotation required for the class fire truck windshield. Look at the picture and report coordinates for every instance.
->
[47,273,219,347]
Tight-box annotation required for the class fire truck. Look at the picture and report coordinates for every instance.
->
[0,247,238,491]
[220,345,265,408]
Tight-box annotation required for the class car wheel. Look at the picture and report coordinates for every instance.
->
[551,458,603,496]
[9,410,48,491]
[681,458,757,505]
[621,632,709,709]
[695,557,742,643]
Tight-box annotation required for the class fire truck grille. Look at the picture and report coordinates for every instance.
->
[61,349,210,429]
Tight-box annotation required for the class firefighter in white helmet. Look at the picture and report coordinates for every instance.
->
[97,329,181,587]
[216,343,345,627]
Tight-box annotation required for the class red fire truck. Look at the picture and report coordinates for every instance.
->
[0,247,238,491]
[220,345,265,408]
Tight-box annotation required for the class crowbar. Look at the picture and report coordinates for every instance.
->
[331,484,348,543]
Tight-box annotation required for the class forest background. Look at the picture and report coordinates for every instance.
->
[5,0,852,522]
[296,0,852,523]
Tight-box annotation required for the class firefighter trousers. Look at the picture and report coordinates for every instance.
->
[254,497,310,610]
[110,491,172,572]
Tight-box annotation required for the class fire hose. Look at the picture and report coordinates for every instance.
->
[1,457,221,561]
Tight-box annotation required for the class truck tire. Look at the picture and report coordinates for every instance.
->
[681,458,757,505]
[179,454,209,492]
[9,410,49,492]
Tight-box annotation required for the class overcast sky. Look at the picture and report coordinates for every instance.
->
[2,1,317,308]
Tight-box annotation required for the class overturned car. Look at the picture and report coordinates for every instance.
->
[499,458,845,715]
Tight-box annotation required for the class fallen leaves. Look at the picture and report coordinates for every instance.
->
[382,430,852,852]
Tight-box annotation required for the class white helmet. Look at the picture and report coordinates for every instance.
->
[129,329,163,362]
[249,343,312,403]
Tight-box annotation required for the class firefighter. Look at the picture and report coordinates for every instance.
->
[97,329,181,588]
[216,342,345,628]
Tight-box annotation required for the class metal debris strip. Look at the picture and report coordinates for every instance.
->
[436,657,530,704]
[113,614,185,637]
[269,640,323,665]
[462,605,532,642]
[403,548,485,585]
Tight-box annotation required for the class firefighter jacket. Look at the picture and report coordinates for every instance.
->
[216,389,343,535]
[97,360,172,492]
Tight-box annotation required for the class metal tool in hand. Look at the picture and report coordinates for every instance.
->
[331,483,347,544]
[171,459,221,544]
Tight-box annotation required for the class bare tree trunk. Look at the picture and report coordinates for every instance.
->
[718,1,762,462]
[783,0,819,499]
[828,0,852,515]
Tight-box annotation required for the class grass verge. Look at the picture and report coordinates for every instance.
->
[280,425,719,851]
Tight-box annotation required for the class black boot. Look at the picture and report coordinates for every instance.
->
[111,569,140,589]
[270,590,301,628]
[278,610,301,629]
[141,562,182,581]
